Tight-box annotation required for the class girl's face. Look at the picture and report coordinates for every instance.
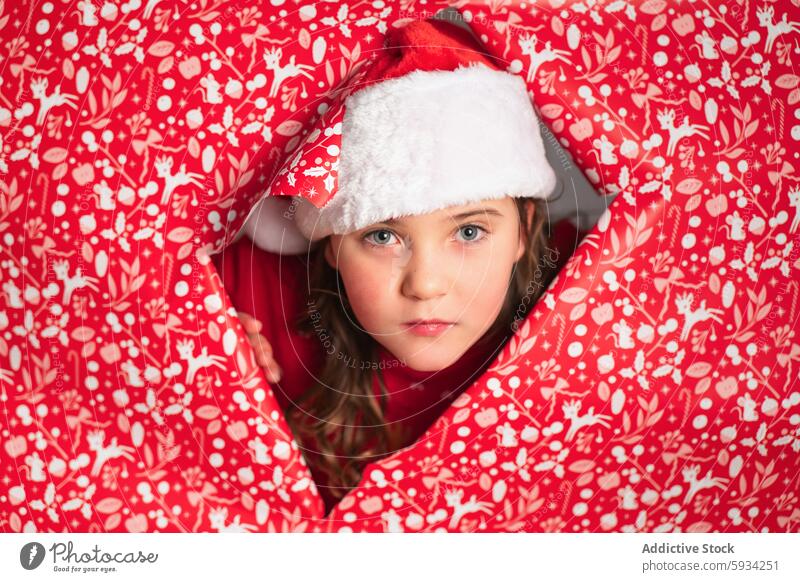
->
[325,197,532,371]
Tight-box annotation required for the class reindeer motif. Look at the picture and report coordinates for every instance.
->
[208,506,259,532]
[30,77,78,126]
[86,429,135,476]
[788,186,800,234]
[562,399,612,441]
[52,259,100,304]
[517,33,571,83]
[154,156,204,205]
[674,292,724,341]
[756,5,800,54]
[681,464,729,504]
[175,338,226,384]
[263,47,314,99]
[444,488,493,529]
[656,109,710,157]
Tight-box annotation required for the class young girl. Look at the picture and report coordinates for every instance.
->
[213,19,575,514]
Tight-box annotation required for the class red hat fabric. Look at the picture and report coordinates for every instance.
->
[243,18,557,254]
[356,17,500,82]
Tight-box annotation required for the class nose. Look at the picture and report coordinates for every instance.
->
[398,242,451,301]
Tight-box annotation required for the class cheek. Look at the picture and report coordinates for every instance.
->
[466,271,510,325]
[457,243,517,325]
[336,251,394,329]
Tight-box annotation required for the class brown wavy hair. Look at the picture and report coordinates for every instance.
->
[285,197,559,510]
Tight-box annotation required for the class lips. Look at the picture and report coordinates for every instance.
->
[402,319,456,337]
[403,319,454,326]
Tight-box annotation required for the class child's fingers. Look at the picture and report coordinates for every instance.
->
[251,333,273,360]
[249,333,282,381]
[266,365,282,383]
[237,311,263,334]
[243,317,263,334]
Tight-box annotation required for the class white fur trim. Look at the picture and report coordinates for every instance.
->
[241,195,311,254]
[295,63,557,240]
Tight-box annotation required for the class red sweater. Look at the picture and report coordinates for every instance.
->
[211,220,582,510]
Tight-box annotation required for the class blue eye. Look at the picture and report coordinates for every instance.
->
[362,225,487,247]
[457,224,487,243]
[363,229,398,246]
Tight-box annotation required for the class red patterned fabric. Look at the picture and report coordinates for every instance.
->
[1,1,798,533]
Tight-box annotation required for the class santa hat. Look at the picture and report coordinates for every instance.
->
[242,18,557,254]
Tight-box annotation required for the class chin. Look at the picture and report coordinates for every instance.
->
[392,344,464,372]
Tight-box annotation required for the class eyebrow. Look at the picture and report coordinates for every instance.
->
[382,207,504,225]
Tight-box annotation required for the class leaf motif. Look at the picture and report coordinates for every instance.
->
[561,287,588,303]
[107,272,117,299]
[636,227,653,247]
[276,120,303,137]
[646,410,665,427]
[519,336,536,355]
[686,362,712,378]
[148,41,175,57]
[104,514,121,531]
[129,275,146,293]
[42,147,68,164]
[88,89,98,116]
[96,497,123,514]
[325,60,334,87]
[207,169,222,196]
[719,120,730,146]
[167,227,193,243]
[648,394,658,413]
[568,459,595,473]
[676,178,703,195]
[158,56,174,74]
[495,364,519,376]
[723,148,745,159]
[775,74,800,89]
[581,46,591,71]
[237,170,254,189]
[540,104,564,119]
